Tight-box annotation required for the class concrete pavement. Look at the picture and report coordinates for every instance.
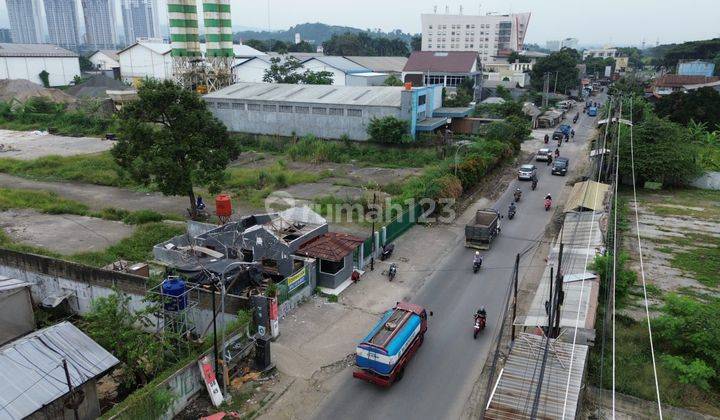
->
[260,105,599,420]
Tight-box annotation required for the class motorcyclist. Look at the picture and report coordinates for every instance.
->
[531,174,538,189]
[547,154,553,166]
[514,187,522,200]
[196,196,206,210]
[473,251,482,265]
[544,133,549,143]
[545,193,552,201]
[554,148,560,158]
[571,129,575,139]
[475,307,487,320]
[508,202,517,215]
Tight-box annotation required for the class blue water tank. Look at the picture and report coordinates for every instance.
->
[162,277,187,311]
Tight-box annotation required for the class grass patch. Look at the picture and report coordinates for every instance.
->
[0,98,118,137]
[0,153,128,187]
[225,163,323,190]
[671,245,720,287]
[0,187,89,215]
[638,188,720,220]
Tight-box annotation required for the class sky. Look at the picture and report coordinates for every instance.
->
[1,0,719,46]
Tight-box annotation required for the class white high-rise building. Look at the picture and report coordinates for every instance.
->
[121,0,158,45]
[560,38,579,50]
[82,0,118,49]
[45,0,81,51]
[421,12,531,64]
[6,0,44,44]
[546,40,561,51]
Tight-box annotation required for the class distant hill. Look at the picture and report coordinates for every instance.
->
[234,22,415,46]
[645,38,720,71]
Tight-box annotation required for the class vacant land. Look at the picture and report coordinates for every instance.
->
[0,129,113,159]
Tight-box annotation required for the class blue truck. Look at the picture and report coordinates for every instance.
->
[353,302,431,387]
[588,106,598,117]
[559,123,572,136]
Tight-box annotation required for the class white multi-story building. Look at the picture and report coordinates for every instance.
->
[44,0,81,51]
[82,0,118,50]
[421,12,531,63]
[7,0,44,44]
[121,0,158,45]
[546,40,560,51]
[582,46,618,60]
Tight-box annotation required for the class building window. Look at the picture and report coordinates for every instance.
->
[279,105,293,113]
[312,107,327,115]
[329,108,344,116]
[295,106,309,114]
[347,109,362,117]
[320,258,345,275]
[418,95,426,105]
[247,103,261,111]
[263,104,277,112]
[232,102,245,110]
[207,102,215,108]
[216,102,230,109]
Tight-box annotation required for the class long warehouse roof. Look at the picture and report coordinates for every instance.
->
[0,43,78,58]
[205,82,405,107]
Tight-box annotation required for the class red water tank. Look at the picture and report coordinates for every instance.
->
[215,194,232,217]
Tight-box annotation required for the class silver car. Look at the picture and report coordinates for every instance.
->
[518,164,537,180]
[535,148,552,161]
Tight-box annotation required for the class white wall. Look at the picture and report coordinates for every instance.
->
[233,59,271,83]
[118,45,172,85]
[89,52,119,71]
[302,59,345,85]
[0,56,80,86]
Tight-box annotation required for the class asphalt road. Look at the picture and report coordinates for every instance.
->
[313,99,602,420]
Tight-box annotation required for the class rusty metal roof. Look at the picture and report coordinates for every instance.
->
[485,333,588,419]
[296,232,364,261]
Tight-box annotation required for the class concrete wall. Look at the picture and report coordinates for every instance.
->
[0,249,250,334]
[0,286,35,345]
[0,56,80,86]
[691,171,720,190]
[316,253,353,289]
[208,99,401,141]
[346,73,388,87]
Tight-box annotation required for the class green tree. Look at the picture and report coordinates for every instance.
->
[654,87,720,130]
[411,34,422,52]
[244,39,268,52]
[112,79,237,217]
[383,74,403,86]
[302,68,334,85]
[530,48,579,93]
[271,39,288,53]
[263,56,334,85]
[495,85,513,101]
[288,40,315,53]
[616,111,702,187]
[507,51,531,64]
[584,56,615,77]
[38,70,50,87]
[323,31,409,56]
[79,55,94,71]
[83,291,173,388]
[617,47,643,68]
[443,78,475,107]
[367,116,410,144]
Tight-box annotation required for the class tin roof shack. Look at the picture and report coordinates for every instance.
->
[485,333,589,419]
[0,322,119,420]
[537,108,565,128]
[0,277,34,346]
[296,232,364,290]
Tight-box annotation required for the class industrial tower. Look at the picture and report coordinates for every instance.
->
[168,0,234,93]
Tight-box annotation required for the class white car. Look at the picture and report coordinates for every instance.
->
[535,148,552,162]
[518,164,537,180]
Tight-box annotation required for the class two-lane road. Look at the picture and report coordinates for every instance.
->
[313,103,600,420]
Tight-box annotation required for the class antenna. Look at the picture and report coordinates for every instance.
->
[434,5,437,13]
[445,5,449,14]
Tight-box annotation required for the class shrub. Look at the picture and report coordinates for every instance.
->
[122,209,166,225]
[367,116,411,144]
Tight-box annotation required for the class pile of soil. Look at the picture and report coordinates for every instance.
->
[67,75,132,99]
[0,79,77,105]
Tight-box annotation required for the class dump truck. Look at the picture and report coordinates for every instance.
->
[353,302,431,387]
[465,209,501,249]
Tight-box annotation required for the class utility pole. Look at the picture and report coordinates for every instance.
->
[62,359,80,420]
[370,192,377,271]
[547,266,554,337]
[211,284,219,380]
[554,71,559,93]
[542,72,550,109]
[553,243,564,337]
[511,253,519,341]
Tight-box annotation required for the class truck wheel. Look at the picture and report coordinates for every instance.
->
[396,367,405,382]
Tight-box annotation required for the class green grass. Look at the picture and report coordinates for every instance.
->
[225,163,323,190]
[0,153,128,187]
[0,187,89,215]
[588,313,720,415]
[671,244,720,287]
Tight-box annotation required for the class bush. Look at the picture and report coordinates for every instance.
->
[367,116,411,144]
[660,354,716,391]
[590,252,636,306]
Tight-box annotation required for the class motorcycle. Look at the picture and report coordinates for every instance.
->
[473,259,482,273]
[544,135,549,144]
[544,198,552,211]
[514,190,522,202]
[388,263,397,281]
[380,243,394,261]
[531,179,538,190]
[508,208,516,220]
[474,316,486,339]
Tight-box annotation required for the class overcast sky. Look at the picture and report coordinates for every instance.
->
[1,0,719,46]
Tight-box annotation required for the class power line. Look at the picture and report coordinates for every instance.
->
[628,97,663,418]
[611,99,623,419]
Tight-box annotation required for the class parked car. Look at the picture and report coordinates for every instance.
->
[552,130,565,140]
[559,124,572,135]
[518,164,537,180]
[588,106,598,117]
[535,148,552,161]
[551,157,569,176]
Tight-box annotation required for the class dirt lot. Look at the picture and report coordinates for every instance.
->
[0,129,113,160]
[0,209,134,254]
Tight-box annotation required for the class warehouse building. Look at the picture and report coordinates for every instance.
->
[204,82,456,141]
[0,43,80,86]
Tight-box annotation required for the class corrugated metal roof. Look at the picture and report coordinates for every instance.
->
[205,82,404,107]
[519,212,604,332]
[0,277,31,293]
[304,56,370,74]
[297,232,364,261]
[344,56,408,73]
[0,322,119,420]
[0,43,78,58]
[564,180,610,212]
[119,42,265,58]
[485,333,588,419]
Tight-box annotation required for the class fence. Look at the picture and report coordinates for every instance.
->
[362,203,424,259]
